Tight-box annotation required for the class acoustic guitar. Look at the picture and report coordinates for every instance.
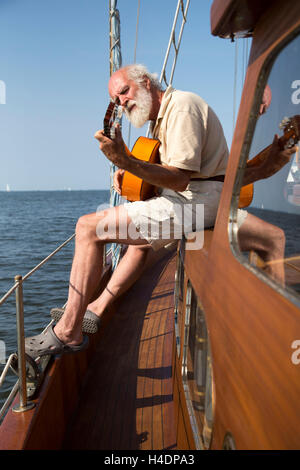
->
[238,115,300,208]
[103,101,160,202]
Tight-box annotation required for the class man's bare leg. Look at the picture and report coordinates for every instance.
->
[54,206,150,346]
[238,213,286,284]
[87,242,177,317]
[87,244,152,317]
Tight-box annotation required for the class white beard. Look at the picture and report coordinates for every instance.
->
[124,85,153,128]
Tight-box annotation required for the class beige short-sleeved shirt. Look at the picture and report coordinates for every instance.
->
[124,86,234,251]
[151,86,229,178]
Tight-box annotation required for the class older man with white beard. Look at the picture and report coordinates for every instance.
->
[25,63,229,355]
[25,64,293,356]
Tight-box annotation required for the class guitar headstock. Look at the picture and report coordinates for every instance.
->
[279,115,300,149]
[103,101,123,139]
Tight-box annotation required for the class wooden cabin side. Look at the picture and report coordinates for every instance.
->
[173,0,300,450]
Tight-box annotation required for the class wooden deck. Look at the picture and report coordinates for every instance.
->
[62,250,177,450]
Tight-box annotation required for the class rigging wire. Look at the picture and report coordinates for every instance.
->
[133,0,141,63]
[232,36,238,137]
[146,0,190,137]
[159,0,190,88]
[127,0,141,149]
[233,35,251,139]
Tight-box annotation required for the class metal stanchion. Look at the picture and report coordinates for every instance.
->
[12,275,35,413]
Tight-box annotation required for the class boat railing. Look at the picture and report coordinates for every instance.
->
[0,234,112,421]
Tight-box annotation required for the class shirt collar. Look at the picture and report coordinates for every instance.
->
[157,85,175,120]
[152,85,175,136]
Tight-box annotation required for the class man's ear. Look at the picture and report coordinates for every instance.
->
[144,76,151,90]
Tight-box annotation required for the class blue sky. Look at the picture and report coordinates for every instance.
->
[0,0,247,191]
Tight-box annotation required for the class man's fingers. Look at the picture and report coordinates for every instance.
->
[94,130,102,140]
[285,146,297,160]
[113,169,124,194]
[94,129,109,142]
[114,124,124,143]
[274,133,298,155]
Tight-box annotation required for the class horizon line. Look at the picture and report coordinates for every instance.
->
[0,188,110,192]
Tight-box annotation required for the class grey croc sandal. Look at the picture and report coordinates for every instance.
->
[25,324,89,359]
[50,308,101,334]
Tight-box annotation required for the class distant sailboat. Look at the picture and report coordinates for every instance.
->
[6,184,10,192]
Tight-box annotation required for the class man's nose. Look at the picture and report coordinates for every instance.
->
[119,95,128,107]
[259,103,266,115]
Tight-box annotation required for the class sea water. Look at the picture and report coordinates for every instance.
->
[0,190,110,409]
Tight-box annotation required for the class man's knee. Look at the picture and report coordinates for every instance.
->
[268,225,285,252]
[127,244,150,259]
[75,213,99,241]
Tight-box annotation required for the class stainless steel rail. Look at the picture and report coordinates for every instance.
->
[0,233,76,418]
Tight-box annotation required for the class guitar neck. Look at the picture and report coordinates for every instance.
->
[246,144,273,168]
[246,129,297,169]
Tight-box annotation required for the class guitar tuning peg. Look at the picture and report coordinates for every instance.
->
[279,117,290,129]
[117,106,123,119]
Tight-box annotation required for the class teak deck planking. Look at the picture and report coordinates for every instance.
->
[62,250,177,450]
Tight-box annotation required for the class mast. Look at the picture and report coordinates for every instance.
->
[108,0,123,269]
[109,0,122,76]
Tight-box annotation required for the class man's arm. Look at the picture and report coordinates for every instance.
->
[95,126,193,192]
[242,134,297,186]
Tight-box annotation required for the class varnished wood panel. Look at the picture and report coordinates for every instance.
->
[183,0,300,450]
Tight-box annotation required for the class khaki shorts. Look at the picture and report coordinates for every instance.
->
[124,180,225,251]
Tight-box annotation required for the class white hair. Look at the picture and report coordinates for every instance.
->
[125,64,164,91]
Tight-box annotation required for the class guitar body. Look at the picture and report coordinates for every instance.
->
[239,183,254,208]
[121,136,160,201]
[239,144,273,207]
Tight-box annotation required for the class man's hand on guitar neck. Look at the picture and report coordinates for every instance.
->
[95,125,192,192]
[242,134,297,186]
[95,124,129,169]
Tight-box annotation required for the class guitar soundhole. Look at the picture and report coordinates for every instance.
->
[223,432,236,450]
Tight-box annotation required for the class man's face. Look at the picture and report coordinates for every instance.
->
[259,85,272,115]
[109,71,153,128]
